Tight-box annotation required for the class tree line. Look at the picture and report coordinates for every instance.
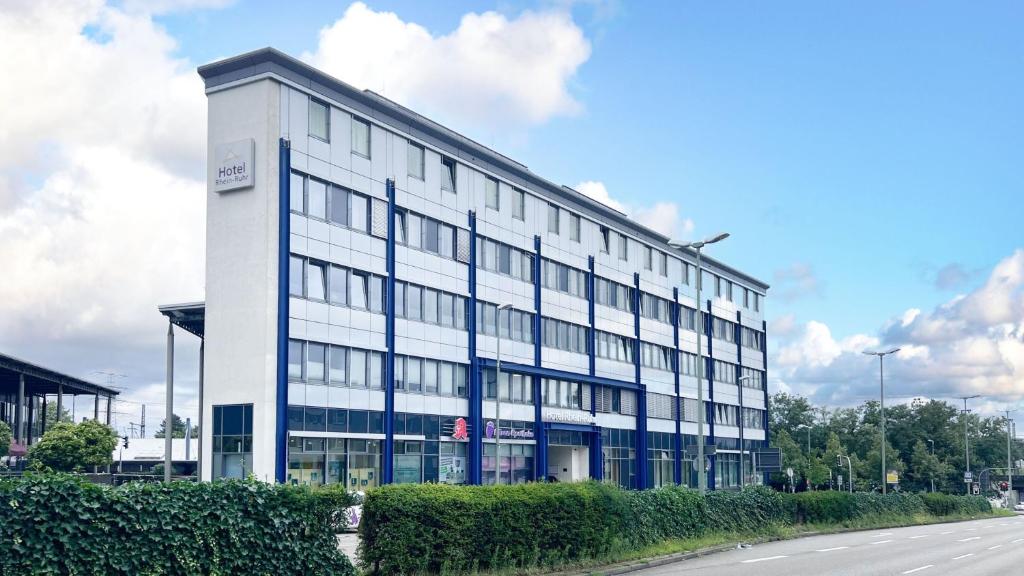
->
[769,393,1022,493]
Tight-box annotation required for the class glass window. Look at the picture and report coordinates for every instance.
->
[512,188,525,220]
[618,233,628,260]
[439,293,454,327]
[290,173,304,213]
[424,219,439,253]
[408,143,424,179]
[370,352,383,389]
[307,261,326,301]
[330,186,349,226]
[307,343,326,382]
[441,157,456,192]
[352,117,371,157]
[289,256,304,296]
[485,177,499,210]
[407,214,421,249]
[308,179,327,220]
[394,282,406,317]
[309,99,329,141]
[368,276,383,313]
[350,194,368,233]
[394,211,406,244]
[349,349,366,388]
[570,213,580,242]
[424,360,438,394]
[351,273,367,309]
[456,365,468,397]
[330,266,347,306]
[660,252,668,277]
[440,225,453,258]
[440,362,454,396]
[329,347,347,386]
[423,288,438,324]
[644,246,653,270]
[394,356,406,391]
[407,358,422,392]
[288,340,303,380]
[407,285,422,321]
[600,227,610,253]
[547,203,559,234]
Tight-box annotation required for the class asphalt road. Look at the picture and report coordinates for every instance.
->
[635,514,1024,576]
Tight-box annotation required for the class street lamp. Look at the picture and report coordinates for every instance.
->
[863,348,900,494]
[1005,410,1016,506]
[927,438,935,493]
[669,232,730,495]
[495,303,514,485]
[959,395,980,495]
[796,424,812,455]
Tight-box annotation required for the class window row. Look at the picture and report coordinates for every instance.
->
[595,386,638,416]
[712,358,737,385]
[541,258,588,299]
[476,302,535,344]
[395,281,468,329]
[542,378,585,410]
[395,209,470,263]
[541,318,589,355]
[743,408,765,429]
[714,403,739,427]
[642,245,669,277]
[289,340,386,389]
[647,393,678,420]
[594,277,636,313]
[740,367,765,390]
[641,341,674,372]
[394,356,469,397]
[287,406,385,435]
[290,172,380,235]
[640,292,672,324]
[289,256,385,313]
[742,327,765,351]
[484,369,534,404]
[595,330,635,364]
[710,315,737,344]
[476,236,535,283]
[307,99,371,159]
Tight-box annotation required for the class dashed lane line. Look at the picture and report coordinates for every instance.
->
[957,537,981,542]
[902,566,933,574]
[815,547,849,552]
[741,556,788,564]
[909,535,930,540]
[952,554,974,560]
[988,545,1002,550]
[871,540,893,545]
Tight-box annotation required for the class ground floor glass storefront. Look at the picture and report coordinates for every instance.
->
[600,428,636,489]
[287,436,382,489]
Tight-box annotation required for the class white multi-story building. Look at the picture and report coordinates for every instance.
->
[194,48,769,490]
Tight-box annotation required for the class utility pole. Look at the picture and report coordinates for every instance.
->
[927,439,935,493]
[960,395,980,495]
[141,405,146,438]
[1006,410,1016,505]
[863,348,900,494]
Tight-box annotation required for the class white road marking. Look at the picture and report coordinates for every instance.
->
[872,540,893,545]
[965,528,977,531]
[741,555,788,564]
[957,537,981,542]
[909,535,930,540]
[875,532,894,536]
[952,554,973,560]
[902,566,933,574]
[940,531,954,535]
[816,547,849,552]
[988,545,1002,550]
[1012,538,1024,544]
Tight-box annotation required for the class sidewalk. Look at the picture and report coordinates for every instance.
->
[337,532,360,563]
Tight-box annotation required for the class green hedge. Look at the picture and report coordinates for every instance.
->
[0,474,357,576]
[359,483,994,575]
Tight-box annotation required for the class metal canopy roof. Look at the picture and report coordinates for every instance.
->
[0,353,120,397]
[158,302,206,338]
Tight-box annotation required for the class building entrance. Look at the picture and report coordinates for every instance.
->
[546,429,591,482]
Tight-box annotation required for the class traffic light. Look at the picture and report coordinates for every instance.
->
[122,435,129,449]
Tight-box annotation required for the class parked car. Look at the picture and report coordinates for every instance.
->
[1013,502,1024,512]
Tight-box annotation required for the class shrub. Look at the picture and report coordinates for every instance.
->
[0,474,356,576]
[921,492,990,516]
[27,420,118,471]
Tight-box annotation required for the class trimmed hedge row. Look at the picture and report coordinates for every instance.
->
[0,474,357,576]
[358,483,993,575]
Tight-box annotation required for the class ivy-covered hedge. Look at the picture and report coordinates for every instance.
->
[0,474,357,576]
[359,483,994,575]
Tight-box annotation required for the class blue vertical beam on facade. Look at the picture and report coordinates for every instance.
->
[672,287,682,485]
[705,299,716,489]
[735,310,743,483]
[533,235,547,481]
[633,273,648,489]
[588,256,596,381]
[762,318,770,484]
[382,178,396,484]
[274,138,291,484]
[590,427,603,480]
[467,211,481,485]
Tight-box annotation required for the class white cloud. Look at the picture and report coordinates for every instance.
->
[772,262,823,302]
[573,180,695,239]
[303,2,591,134]
[772,250,1024,408]
[0,0,208,431]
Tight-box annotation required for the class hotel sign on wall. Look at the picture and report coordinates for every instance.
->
[542,411,596,425]
[213,138,254,192]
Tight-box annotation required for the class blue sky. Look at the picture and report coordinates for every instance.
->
[156,0,1023,339]
[1,0,1021,431]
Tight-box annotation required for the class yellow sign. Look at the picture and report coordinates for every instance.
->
[886,471,899,484]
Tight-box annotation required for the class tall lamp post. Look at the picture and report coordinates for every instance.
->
[1005,410,1016,505]
[959,395,980,495]
[737,374,753,489]
[927,439,936,493]
[863,348,900,494]
[495,303,514,485]
[669,233,730,495]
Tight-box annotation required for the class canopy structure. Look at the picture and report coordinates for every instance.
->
[158,301,206,481]
[0,352,119,453]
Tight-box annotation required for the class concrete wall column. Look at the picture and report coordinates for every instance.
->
[15,374,25,443]
[165,321,175,482]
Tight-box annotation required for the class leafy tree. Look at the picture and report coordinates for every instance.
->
[28,420,117,471]
[0,421,11,457]
[910,439,948,492]
[154,413,199,439]
[44,402,72,425]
